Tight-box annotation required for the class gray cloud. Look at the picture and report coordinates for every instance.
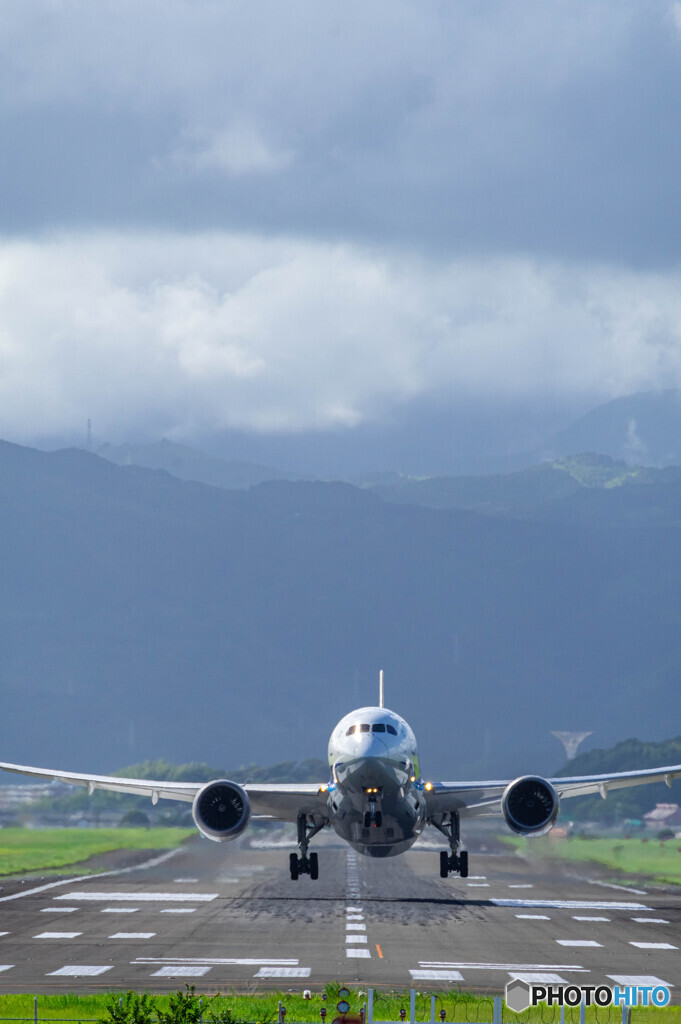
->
[0,2,680,265]
[1,231,681,443]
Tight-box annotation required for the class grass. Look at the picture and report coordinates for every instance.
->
[0,828,193,877]
[504,834,681,885]
[0,990,679,1023]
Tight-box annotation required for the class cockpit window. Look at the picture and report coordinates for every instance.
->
[372,723,386,733]
[359,723,370,732]
[386,724,397,735]
[345,725,356,736]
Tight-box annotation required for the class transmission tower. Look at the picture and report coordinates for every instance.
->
[551,730,593,761]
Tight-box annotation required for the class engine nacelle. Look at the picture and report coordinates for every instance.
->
[501,775,559,837]
[192,779,251,842]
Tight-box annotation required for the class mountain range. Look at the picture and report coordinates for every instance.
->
[1,434,680,783]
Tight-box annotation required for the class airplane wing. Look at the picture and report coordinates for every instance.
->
[425,763,681,818]
[0,760,330,821]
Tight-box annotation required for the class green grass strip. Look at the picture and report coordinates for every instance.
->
[503,835,681,885]
[0,990,679,1023]
[0,828,193,877]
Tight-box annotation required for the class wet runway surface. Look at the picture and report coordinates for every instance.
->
[0,833,679,995]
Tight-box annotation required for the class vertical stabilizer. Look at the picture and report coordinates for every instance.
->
[379,669,384,709]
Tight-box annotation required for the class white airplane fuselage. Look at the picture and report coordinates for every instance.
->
[326,705,426,857]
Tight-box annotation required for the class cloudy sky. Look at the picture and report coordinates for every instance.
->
[1,1,681,458]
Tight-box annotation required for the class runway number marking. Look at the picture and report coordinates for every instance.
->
[47,966,113,977]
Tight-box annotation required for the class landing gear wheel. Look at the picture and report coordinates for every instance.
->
[440,850,449,878]
[459,850,468,878]
[289,852,299,881]
[310,851,319,880]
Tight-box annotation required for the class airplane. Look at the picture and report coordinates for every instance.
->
[1,679,680,881]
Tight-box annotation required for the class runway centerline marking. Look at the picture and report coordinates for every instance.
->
[161,908,197,913]
[56,891,217,902]
[346,935,368,943]
[346,914,364,920]
[516,914,550,920]
[572,916,610,922]
[346,923,366,931]
[101,908,139,913]
[41,908,78,913]
[109,932,156,939]
[33,932,82,939]
[632,917,669,924]
[347,949,371,958]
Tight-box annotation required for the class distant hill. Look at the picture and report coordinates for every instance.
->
[371,453,681,525]
[98,439,304,489]
[1,438,681,782]
[542,389,681,466]
[555,736,681,824]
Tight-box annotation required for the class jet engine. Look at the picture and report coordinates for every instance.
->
[192,780,251,842]
[501,775,559,837]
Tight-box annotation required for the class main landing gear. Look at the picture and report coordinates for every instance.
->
[431,811,469,878]
[289,813,325,881]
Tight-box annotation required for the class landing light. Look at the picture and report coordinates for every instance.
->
[410,776,416,782]
[425,782,433,791]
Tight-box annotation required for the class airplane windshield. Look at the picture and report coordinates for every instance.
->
[372,723,385,732]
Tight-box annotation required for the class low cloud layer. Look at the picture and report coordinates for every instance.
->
[1,231,680,444]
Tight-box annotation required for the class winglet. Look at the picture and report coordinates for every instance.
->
[379,669,384,709]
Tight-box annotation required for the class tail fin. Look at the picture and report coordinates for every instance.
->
[379,669,384,709]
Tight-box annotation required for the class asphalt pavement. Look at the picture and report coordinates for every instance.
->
[0,831,679,997]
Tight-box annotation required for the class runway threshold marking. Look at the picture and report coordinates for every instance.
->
[55,891,217,902]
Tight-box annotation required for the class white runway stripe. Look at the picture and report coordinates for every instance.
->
[254,968,311,978]
[346,934,368,943]
[56,891,216,902]
[411,970,463,981]
[161,908,196,914]
[0,966,13,973]
[109,932,156,939]
[629,942,677,950]
[420,962,589,972]
[556,940,602,947]
[492,899,649,910]
[572,916,610,922]
[47,966,113,977]
[34,932,82,939]
[41,908,77,913]
[152,966,211,978]
[134,957,299,966]
[631,917,669,924]
[515,914,550,920]
[102,908,139,913]
[346,923,366,931]
[346,949,371,958]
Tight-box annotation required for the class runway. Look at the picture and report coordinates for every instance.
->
[0,831,679,995]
